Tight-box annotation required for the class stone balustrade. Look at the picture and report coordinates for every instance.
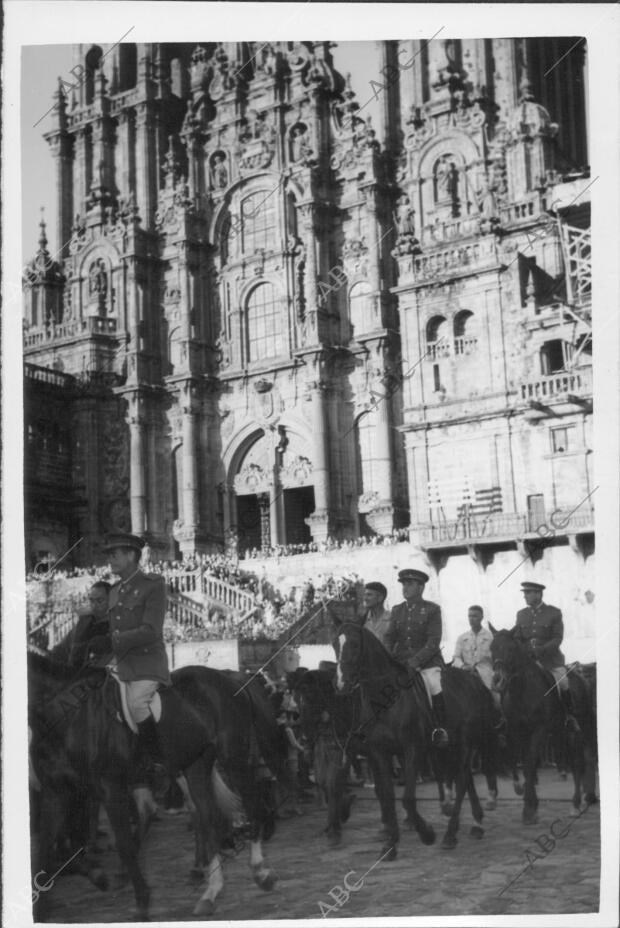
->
[24,316,117,346]
[520,367,592,402]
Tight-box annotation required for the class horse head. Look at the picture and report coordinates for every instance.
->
[331,619,363,694]
[489,625,521,693]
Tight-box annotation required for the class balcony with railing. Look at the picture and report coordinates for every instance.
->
[414,506,594,550]
[520,367,592,404]
[24,316,117,347]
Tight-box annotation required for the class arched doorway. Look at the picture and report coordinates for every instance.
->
[230,427,316,553]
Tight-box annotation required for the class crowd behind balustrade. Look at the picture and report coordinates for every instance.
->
[243,527,411,560]
[26,547,364,648]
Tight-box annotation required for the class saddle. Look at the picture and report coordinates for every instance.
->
[107,668,162,734]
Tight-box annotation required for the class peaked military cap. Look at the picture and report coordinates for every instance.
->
[521,581,546,592]
[102,532,146,553]
[398,568,429,584]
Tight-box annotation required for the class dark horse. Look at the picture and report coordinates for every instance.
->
[290,667,360,847]
[28,650,239,921]
[334,620,501,854]
[171,666,284,915]
[489,626,597,824]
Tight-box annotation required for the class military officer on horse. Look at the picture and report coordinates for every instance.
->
[102,532,171,778]
[513,581,579,732]
[384,569,449,747]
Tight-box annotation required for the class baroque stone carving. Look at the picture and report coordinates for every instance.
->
[234,462,272,495]
[358,490,380,513]
[279,455,313,489]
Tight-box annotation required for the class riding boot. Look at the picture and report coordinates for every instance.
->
[431,693,449,747]
[561,688,580,733]
[135,715,168,791]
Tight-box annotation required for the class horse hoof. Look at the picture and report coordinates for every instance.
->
[193,898,215,917]
[327,833,341,847]
[584,793,598,806]
[421,825,436,846]
[441,802,453,817]
[470,825,484,839]
[569,805,583,818]
[441,834,457,850]
[381,845,397,862]
[523,815,538,826]
[513,783,524,797]
[485,799,497,811]
[256,872,276,892]
[189,867,204,881]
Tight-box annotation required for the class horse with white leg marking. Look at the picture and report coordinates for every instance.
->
[171,665,283,912]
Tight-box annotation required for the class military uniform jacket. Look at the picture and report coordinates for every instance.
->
[384,599,443,669]
[514,603,565,669]
[108,571,170,685]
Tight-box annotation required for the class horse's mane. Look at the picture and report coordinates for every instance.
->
[341,621,410,678]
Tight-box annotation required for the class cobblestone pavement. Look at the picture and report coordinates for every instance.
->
[43,769,600,922]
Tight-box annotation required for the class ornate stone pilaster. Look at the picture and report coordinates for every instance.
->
[126,393,146,534]
[117,109,135,201]
[135,102,157,228]
[305,377,332,541]
[180,382,199,530]
[300,203,319,319]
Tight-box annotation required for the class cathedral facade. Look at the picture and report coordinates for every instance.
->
[23,38,592,569]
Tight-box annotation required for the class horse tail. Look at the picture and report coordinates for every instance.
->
[211,766,243,822]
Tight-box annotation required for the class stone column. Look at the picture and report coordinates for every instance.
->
[73,129,87,216]
[146,411,160,536]
[135,102,156,227]
[48,131,73,259]
[116,109,135,200]
[311,381,329,511]
[181,385,198,529]
[300,203,319,329]
[305,380,331,542]
[127,394,146,534]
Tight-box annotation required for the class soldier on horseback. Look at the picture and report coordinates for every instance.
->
[103,532,171,781]
[384,569,449,747]
[513,581,580,732]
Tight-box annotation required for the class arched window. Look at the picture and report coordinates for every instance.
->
[426,315,449,358]
[241,192,276,254]
[246,283,283,362]
[453,310,478,355]
[85,45,103,104]
[349,281,372,335]
[118,44,137,91]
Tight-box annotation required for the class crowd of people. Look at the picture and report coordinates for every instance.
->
[27,546,364,646]
[242,527,411,560]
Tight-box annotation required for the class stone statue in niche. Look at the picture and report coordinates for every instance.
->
[291,123,312,163]
[396,194,417,237]
[88,258,108,312]
[434,155,460,217]
[210,152,228,190]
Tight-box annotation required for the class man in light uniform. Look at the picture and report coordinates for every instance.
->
[453,605,495,691]
[384,569,448,747]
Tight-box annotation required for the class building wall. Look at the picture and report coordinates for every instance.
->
[23,38,592,599]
